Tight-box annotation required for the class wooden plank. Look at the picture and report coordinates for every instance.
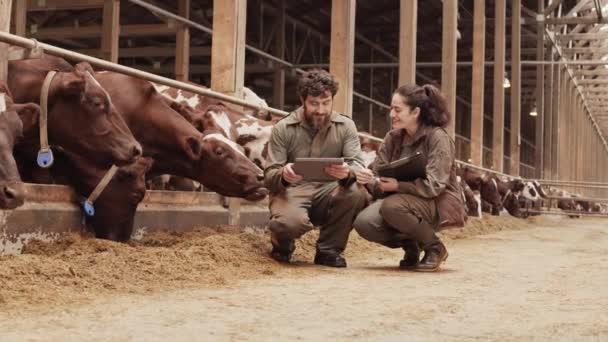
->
[442,0,457,137]
[74,46,211,58]
[26,0,104,11]
[272,0,286,110]
[398,0,417,85]
[470,0,485,167]
[175,0,190,82]
[30,24,177,39]
[13,0,27,37]
[329,0,356,116]
[492,0,506,172]
[577,79,608,85]
[510,0,521,176]
[101,0,119,63]
[0,0,12,83]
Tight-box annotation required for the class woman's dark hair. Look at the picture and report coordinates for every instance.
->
[297,68,339,99]
[394,84,451,128]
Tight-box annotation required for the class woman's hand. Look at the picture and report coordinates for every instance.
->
[355,168,375,185]
[378,177,399,192]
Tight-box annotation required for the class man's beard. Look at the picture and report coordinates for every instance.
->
[304,108,330,129]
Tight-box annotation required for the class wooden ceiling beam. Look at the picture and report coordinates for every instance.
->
[26,0,104,11]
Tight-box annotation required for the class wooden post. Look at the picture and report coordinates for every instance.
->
[398,0,417,85]
[175,0,190,82]
[0,0,13,82]
[272,0,286,110]
[13,0,27,37]
[211,0,247,226]
[329,0,356,116]
[551,63,561,179]
[543,47,554,179]
[510,0,521,176]
[470,0,485,167]
[101,0,120,63]
[535,0,545,178]
[492,0,506,172]
[442,0,457,137]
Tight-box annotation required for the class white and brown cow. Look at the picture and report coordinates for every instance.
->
[153,83,273,170]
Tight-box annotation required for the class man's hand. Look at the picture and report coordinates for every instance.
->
[282,163,304,184]
[324,162,350,180]
[378,177,399,192]
[355,168,375,185]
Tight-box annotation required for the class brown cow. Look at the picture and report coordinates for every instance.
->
[458,166,502,215]
[0,82,41,208]
[50,148,153,241]
[96,72,268,201]
[7,58,142,173]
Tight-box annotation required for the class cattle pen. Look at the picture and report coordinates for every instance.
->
[1,1,608,341]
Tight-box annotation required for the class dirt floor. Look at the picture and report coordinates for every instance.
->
[1,215,607,341]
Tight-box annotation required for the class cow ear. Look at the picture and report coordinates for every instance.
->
[74,62,96,76]
[169,101,193,122]
[12,102,41,132]
[61,72,86,95]
[184,136,202,160]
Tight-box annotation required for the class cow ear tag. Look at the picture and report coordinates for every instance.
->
[37,148,54,168]
[83,200,95,217]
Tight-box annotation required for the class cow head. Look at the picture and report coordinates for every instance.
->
[480,175,502,215]
[197,134,268,201]
[8,58,142,168]
[51,63,142,166]
[87,156,154,241]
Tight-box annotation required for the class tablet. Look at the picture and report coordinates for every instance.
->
[292,157,345,182]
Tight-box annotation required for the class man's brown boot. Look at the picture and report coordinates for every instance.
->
[415,241,448,272]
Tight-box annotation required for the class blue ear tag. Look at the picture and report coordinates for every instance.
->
[37,149,54,168]
[83,200,95,217]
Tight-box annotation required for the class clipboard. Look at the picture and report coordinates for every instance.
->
[292,157,344,182]
[376,152,426,182]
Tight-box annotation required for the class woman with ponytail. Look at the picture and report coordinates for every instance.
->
[353,84,465,272]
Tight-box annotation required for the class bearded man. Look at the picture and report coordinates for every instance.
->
[264,69,368,267]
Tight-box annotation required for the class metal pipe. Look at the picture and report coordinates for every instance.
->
[0,32,290,117]
[296,60,608,69]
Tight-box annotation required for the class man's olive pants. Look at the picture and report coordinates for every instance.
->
[268,181,369,255]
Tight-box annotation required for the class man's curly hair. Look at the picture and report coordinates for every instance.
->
[297,69,339,99]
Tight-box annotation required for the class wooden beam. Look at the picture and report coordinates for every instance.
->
[577,79,608,85]
[101,0,119,63]
[0,0,12,83]
[13,0,27,36]
[535,0,545,178]
[175,0,190,82]
[398,0,417,85]
[562,47,608,55]
[211,0,247,226]
[30,24,177,39]
[470,0,485,167]
[329,0,356,116]
[26,0,104,11]
[574,69,608,76]
[510,0,521,176]
[557,32,608,41]
[272,0,286,110]
[492,0,506,172]
[543,0,562,16]
[545,16,608,25]
[442,0,457,137]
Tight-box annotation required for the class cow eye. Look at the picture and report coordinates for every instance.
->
[215,147,224,156]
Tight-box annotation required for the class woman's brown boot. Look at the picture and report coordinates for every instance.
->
[415,241,448,272]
